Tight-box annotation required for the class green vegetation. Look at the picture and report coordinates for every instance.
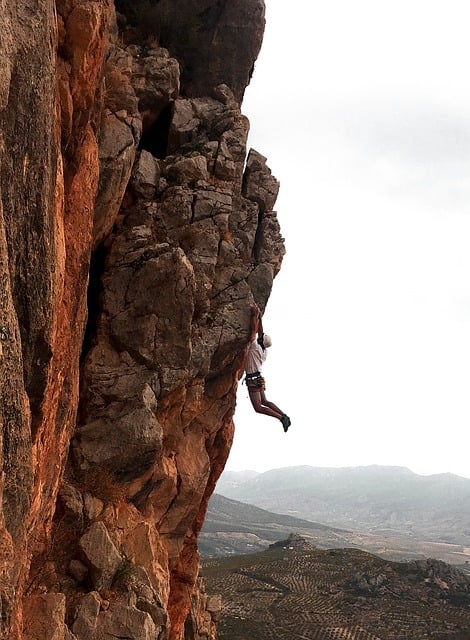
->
[112,557,136,588]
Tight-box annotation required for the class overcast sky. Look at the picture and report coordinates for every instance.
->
[226,0,470,479]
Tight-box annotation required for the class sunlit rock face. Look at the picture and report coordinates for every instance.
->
[0,1,284,639]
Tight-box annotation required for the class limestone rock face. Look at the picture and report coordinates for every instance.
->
[184,578,221,640]
[115,0,265,103]
[0,1,284,639]
[79,522,123,590]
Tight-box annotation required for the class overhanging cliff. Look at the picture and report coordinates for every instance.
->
[0,2,285,639]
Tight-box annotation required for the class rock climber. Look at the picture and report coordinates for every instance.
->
[244,304,291,432]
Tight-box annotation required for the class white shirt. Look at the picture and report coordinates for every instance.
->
[245,339,267,374]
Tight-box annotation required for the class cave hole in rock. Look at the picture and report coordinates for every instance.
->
[80,242,107,364]
[139,103,172,159]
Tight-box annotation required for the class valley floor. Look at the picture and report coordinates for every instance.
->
[202,544,470,640]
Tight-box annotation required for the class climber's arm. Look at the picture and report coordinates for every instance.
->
[257,313,264,339]
[249,304,261,342]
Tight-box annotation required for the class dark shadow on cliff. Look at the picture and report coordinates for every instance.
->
[139,102,172,158]
[80,242,107,364]
[113,0,265,102]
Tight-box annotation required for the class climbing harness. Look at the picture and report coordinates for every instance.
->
[244,371,265,392]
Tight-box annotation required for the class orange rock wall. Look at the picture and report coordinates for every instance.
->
[1,1,113,635]
[0,2,284,639]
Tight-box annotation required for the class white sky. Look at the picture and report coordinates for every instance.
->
[226,0,470,479]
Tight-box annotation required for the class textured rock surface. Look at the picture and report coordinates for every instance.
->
[0,1,284,639]
[115,0,265,103]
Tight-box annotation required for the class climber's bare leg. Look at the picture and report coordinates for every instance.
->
[249,390,283,419]
[260,390,285,416]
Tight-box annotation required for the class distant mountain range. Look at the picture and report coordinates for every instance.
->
[215,465,470,547]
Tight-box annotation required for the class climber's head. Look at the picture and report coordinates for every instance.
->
[263,334,272,348]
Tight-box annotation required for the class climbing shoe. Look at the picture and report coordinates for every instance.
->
[280,414,291,432]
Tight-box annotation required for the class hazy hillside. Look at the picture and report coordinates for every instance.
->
[200,493,355,557]
[216,465,470,545]
[201,493,470,565]
[202,541,470,640]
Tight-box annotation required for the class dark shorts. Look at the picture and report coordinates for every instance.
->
[245,372,265,392]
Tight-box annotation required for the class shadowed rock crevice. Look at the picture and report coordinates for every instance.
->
[27,337,53,438]
[80,242,108,365]
[139,102,172,158]
[114,449,158,483]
